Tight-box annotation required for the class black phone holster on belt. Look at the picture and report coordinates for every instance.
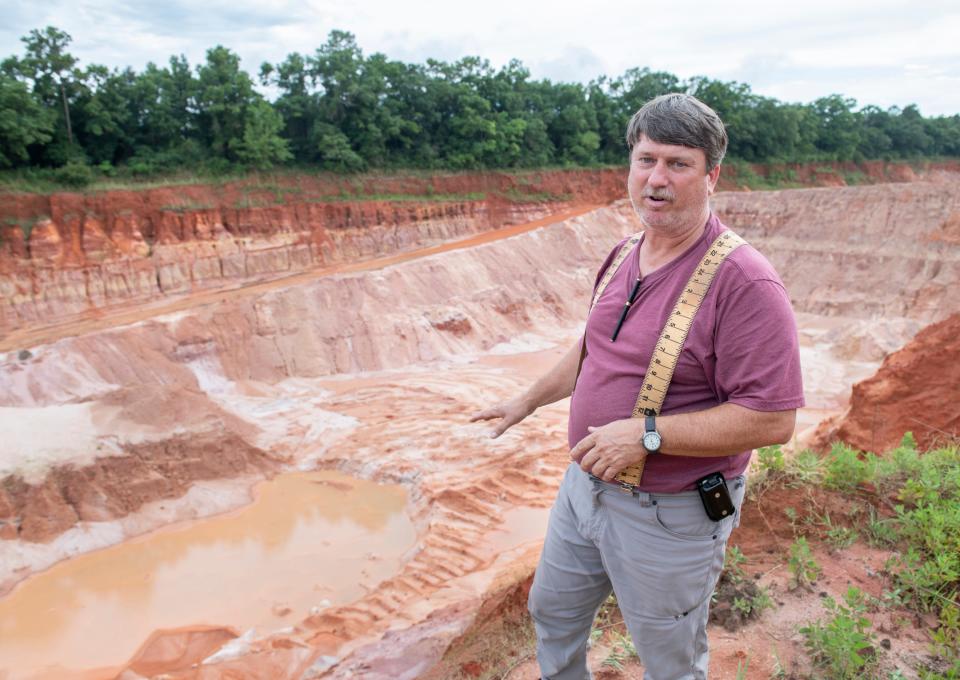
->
[696,472,736,521]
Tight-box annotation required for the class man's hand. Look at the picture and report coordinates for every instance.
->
[470,397,533,438]
[570,419,647,481]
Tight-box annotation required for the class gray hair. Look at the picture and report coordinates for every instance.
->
[625,94,728,172]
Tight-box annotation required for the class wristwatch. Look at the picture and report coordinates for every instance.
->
[642,414,662,454]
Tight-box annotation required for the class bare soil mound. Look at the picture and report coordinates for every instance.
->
[816,312,960,452]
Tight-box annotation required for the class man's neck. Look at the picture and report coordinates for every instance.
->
[640,212,711,275]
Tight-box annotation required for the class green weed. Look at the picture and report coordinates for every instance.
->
[824,441,872,491]
[785,449,823,487]
[819,511,859,550]
[800,586,877,680]
[866,506,899,547]
[601,630,637,671]
[788,537,821,590]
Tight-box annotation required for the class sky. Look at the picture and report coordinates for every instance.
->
[2,0,959,116]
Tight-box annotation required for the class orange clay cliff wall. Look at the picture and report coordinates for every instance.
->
[0,169,628,333]
[3,160,959,336]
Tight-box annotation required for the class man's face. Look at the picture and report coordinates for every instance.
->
[627,134,721,235]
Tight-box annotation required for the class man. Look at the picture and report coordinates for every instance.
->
[471,93,804,680]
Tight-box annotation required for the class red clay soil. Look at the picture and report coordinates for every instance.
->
[816,313,960,452]
[717,159,950,189]
[0,431,277,547]
[0,169,629,335]
[3,161,957,337]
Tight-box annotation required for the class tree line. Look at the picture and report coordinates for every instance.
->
[2,26,959,184]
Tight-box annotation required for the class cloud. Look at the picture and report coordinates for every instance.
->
[727,51,960,115]
[1,0,958,115]
[533,47,609,84]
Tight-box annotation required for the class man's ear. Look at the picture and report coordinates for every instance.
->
[707,164,721,195]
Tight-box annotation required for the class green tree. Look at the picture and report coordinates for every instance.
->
[74,65,138,164]
[231,98,292,169]
[195,46,258,161]
[811,95,861,159]
[261,52,314,161]
[0,72,54,167]
[17,26,80,150]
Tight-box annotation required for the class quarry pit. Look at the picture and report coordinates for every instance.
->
[1,167,959,679]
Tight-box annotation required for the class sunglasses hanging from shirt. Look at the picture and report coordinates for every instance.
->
[575,230,747,490]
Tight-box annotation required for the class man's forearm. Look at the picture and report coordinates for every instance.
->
[658,403,796,457]
[519,341,582,413]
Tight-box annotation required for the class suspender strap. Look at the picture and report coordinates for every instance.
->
[615,230,746,487]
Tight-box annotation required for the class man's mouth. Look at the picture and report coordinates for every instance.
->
[643,193,673,204]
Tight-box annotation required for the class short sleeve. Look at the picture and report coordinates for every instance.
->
[713,278,805,411]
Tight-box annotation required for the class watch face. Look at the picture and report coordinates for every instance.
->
[643,432,661,452]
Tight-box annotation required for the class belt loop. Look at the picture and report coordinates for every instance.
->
[636,491,653,507]
[591,480,603,510]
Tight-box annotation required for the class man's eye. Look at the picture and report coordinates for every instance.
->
[671,161,689,169]
[636,157,654,164]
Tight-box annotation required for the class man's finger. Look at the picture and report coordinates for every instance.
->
[570,436,595,462]
[469,407,501,422]
[490,419,513,438]
[601,460,625,481]
[577,448,600,472]
[592,459,612,479]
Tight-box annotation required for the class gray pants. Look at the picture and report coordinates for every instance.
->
[528,463,745,680]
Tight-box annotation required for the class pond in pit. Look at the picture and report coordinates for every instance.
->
[0,470,415,679]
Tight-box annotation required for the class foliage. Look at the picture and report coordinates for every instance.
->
[819,511,859,550]
[823,441,872,491]
[788,537,821,590]
[2,25,960,188]
[712,545,774,628]
[53,159,93,187]
[767,435,959,675]
[931,604,960,673]
[601,630,637,671]
[883,445,960,615]
[800,587,877,680]
[785,449,824,487]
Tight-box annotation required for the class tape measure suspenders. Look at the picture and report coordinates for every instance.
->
[576,229,747,490]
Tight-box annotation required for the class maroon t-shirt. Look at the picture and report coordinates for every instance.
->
[569,214,805,492]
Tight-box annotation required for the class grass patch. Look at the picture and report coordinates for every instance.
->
[159,200,216,212]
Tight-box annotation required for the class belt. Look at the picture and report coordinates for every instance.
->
[587,474,703,499]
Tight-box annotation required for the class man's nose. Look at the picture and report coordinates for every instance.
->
[647,161,670,186]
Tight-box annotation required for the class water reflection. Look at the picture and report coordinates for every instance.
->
[0,470,415,679]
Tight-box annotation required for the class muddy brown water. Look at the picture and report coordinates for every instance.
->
[0,470,415,680]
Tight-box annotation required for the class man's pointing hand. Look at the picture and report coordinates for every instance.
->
[470,397,533,438]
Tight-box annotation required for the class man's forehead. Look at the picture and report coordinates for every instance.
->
[632,135,705,161]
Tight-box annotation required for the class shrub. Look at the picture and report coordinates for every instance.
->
[788,537,821,590]
[800,587,877,680]
[53,160,94,187]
